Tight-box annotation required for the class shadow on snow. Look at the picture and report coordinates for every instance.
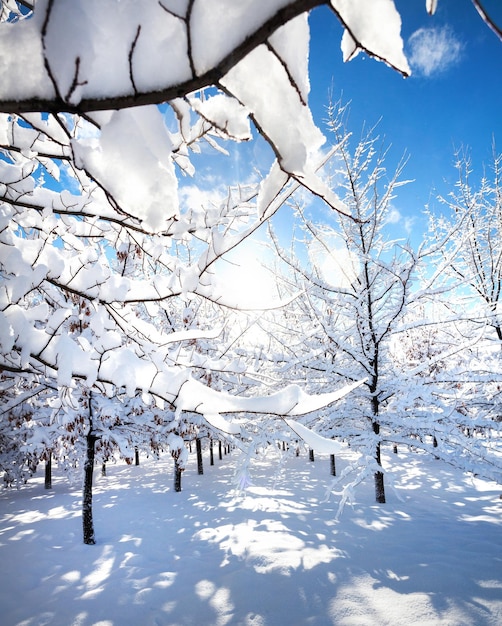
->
[0,448,501,626]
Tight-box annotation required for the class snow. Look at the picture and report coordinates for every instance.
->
[172,378,366,419]
[331,0,411,75]
[1,448,501,625]
[0,0,412,249]
[221,38,325,175]
[256,161,292,220]
[0,10,53,101]
[0,0,412,107]
[55,335,89,387]
[41,0,192,102]
[1,7,501,621]
[0,0,413,105]
[269,15,312,103]
[426,0,439,16]
[204,413,242,435]
[72,106,179,232]
[190,0,293,74]
[284,419,346,454]
[190,94,251,141]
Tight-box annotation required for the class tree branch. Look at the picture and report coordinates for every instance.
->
[0,0,325,114]
[128,25,142,96]
[472,0,502,41]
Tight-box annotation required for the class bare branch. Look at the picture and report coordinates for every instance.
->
[128,25,142,95]
[65,57,89,103]
[472,0,502,41]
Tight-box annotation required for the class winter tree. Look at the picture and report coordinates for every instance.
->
[269,108,502,505]
[269,107,424,503]
[390,301,502,486]
[428,148,502,343]
[0,3,396,491]
[414,147,502,478]
[0,140,352,544]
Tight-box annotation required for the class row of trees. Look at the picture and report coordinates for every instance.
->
[1,1,501,543]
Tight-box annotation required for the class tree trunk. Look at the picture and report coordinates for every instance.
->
[83,431,97,545]
[330,454,336,476]
[373,422,386,503]
[374,468,385,503]
[135,446,140,466]
[196,438,203,475]
[44,453,52,489]
[101,463,106,476]
[174,459,182,492]
[210,439,214,466]
[433,435,439,460]
[218,440,223,460]
[309,448,315,462]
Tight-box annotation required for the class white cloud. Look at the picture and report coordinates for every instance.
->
[178,183,226,212]
[404,216,417,235]
[385,207,401,225]
[407,26,462,77]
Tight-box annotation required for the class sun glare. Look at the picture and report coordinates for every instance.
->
[219,250,279,310]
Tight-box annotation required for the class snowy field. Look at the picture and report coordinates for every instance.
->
[1,446,501,626]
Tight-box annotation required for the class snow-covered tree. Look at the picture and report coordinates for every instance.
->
[0,108,355,543]
[271,109,423,503]
[414,148,502,477]
[428,147,502,343]
[391,304,502,484]
[269,109,502,505]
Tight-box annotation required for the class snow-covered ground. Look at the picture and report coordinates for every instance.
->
[1,445,501,626]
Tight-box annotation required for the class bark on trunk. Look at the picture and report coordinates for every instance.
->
[374,468,385,503]
[210,439,214,466]
[330,454,336,476]
[174,459,182,492]
[196,438,203,475]
[83,431,96,545]
[309,448,315,462]
[433,435,440,460]
[44,453,52,489]
[135,446,140,466]
[218,440,223,460]
[373,422,386,503]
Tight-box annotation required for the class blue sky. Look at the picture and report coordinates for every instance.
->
[307,1,502,238]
